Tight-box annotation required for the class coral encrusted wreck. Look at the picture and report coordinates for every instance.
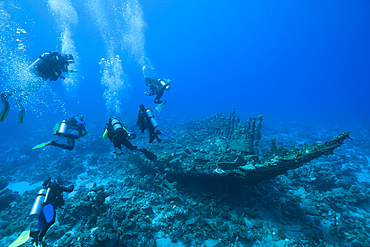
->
[141,109,351,184]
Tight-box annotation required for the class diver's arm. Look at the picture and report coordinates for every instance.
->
[60,185,74,193]
[136,113,143,126]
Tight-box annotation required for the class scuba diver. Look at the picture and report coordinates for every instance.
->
[144,77,172,112]
[32,179,74,246]
[32,113,88,150]
[9,179,74,247]
[0,51,76,124]
[136,104,173,144]
[102,116,157,162]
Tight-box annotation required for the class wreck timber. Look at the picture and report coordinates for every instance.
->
[138,111,351,184]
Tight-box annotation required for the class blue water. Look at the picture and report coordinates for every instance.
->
[1,0,370,245]
[1,0,369,131]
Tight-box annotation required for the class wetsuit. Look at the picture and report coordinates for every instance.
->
[3,52,70,103]
[105,118,138,151]
[145,78,171,104]
[32,51,70,81]
[50,115,87,150]
[0,51,73,123]
[103,117,157,162]
[137,108,161,143]
[37,181,73,242]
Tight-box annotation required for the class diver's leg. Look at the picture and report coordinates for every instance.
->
[1,86,23,122]
[49,138,75,151]
[154,93,164,104]
[148,126,161,143]
[37,210,46,232]
[15,79,46,104]
[2,86,24,99]
[155,130,162,143]
[120,135,138,151]
[38,204,56,241]
[13,80,45,124]
[148,127,154,143]
[14,98,25,124]
[56,129,80,139]
[112,136,124,155]
[2,77,46,100]
[0,93,10,122]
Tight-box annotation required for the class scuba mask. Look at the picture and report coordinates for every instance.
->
[62,54,74,64]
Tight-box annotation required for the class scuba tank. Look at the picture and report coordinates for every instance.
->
[145,108,159,129]
[111,118,123,132]
[27,58,43,72]
[159,79,166,87]
[27,51,52,72]
[29,189,47,218]
[103,117,126,139]
[160,78,171,91]
[57,115,86,137]
[57,119,69,135]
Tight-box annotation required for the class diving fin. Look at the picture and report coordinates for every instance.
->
[18,108,25,124]
[53,123,60,135]
[32,140,54,150]
[114,147,123,155]
[155,102,167,113]
[8,230,30,247]
[141,148,157,162]
[0,93,10,122]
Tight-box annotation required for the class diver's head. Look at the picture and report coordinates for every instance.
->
[165,85,171,91]
[76,113,84,120]
[62,54,74,64]
[42,178,57,187]
[139,104,145,111]
[145,77,152,85]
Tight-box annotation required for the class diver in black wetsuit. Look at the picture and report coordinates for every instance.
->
[50,114,88,150]
[31,179,74,246]
[102,116,157,162]
[32,114,88,151]
[0,51,75,124]
[144,77,171,112]
[137,104,161,143]
[136,104,174,143]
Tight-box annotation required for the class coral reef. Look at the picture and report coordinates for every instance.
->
[1,111,368,247]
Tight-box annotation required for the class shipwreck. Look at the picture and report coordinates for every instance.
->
[137,109,351,184]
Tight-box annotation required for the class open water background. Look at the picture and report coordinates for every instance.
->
[0,1,370,245]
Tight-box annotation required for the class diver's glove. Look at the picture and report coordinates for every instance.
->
[128,132,137,139]
[144,92,150,96]
[81,129,88,137]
